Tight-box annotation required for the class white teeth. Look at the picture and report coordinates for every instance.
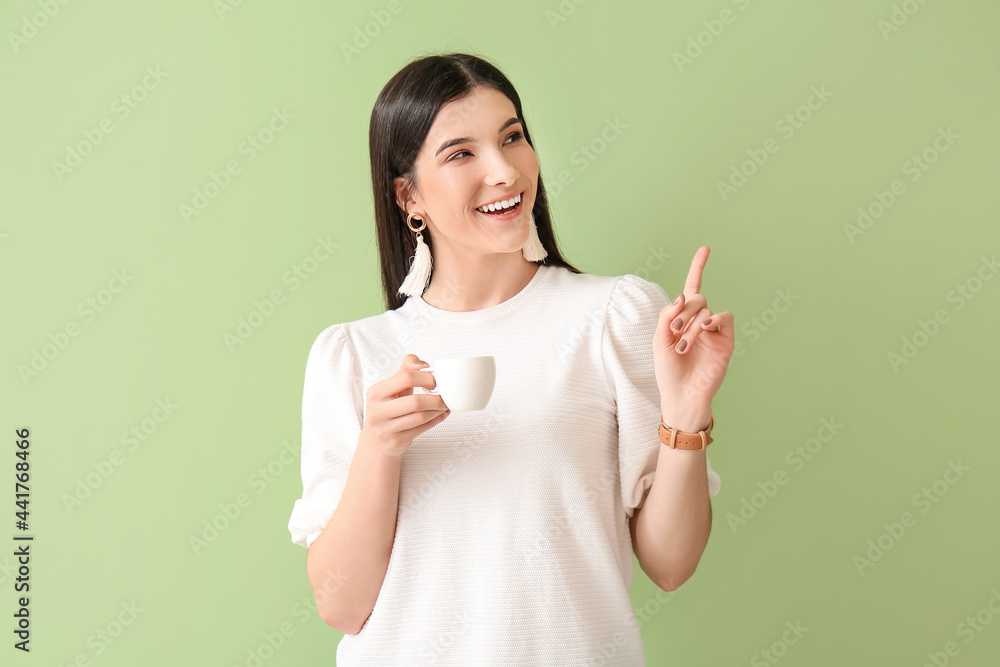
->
[478,192,521,213]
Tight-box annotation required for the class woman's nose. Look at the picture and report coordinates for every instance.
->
[484,151,519,184]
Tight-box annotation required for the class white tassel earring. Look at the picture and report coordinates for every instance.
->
[522,212,548,262]
[398,212,433,298]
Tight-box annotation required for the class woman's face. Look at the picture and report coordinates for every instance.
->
[395,86,539,258]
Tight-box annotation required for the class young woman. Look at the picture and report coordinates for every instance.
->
[288,52,732,666]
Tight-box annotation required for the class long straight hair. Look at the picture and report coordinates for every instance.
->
[369,52,582,311]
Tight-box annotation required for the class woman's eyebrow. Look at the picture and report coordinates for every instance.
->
[435,117,522,157]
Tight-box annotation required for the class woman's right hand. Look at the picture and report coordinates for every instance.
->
[359,354,450,458]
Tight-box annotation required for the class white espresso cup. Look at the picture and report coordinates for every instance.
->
[421,356,496,412]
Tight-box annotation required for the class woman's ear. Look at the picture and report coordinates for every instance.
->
[393,176,411,213]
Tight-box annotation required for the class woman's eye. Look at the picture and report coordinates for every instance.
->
[447,131,524,162]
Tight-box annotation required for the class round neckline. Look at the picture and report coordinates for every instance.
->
[408,263,551,320]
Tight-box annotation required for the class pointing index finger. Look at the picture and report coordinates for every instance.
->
[683,246,710,296]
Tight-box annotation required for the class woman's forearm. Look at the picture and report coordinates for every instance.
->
[632,405,714,590]
[306,434,402,634]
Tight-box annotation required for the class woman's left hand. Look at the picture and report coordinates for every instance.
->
[653,246,735,419]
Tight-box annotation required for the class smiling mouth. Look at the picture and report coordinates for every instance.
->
[476,191,523,216]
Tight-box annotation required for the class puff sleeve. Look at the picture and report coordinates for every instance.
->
[287,324,365,548]
[602,275,722,519]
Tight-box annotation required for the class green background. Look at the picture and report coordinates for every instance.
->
[3,0,999,664]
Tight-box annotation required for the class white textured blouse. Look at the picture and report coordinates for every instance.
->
[288,263,722,666]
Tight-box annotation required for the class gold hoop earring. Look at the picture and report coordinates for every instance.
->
[397,212,433,298]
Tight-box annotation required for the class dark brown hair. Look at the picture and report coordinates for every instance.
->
[369,51,582,311]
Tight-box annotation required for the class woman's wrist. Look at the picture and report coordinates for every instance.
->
[660,405,713,434]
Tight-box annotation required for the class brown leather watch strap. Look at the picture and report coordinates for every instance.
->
[659,413,715,450]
